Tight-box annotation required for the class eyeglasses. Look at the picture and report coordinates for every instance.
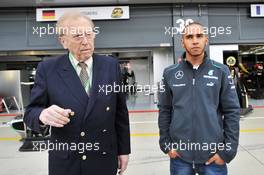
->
[65,32,94,43]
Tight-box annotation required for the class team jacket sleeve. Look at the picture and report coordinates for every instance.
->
[158,70,173,154]
[218,66,240,163]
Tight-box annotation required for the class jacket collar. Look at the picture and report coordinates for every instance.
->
[181,52,210,70]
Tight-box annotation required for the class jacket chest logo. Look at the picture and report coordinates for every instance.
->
[175,71,184,79]
[208,70,214,76]
[203,70,218,80]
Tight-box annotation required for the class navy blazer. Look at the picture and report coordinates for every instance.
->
[24,54,131,175]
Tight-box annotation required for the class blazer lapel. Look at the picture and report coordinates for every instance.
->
[57,55,88,107]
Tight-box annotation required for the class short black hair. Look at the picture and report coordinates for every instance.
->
[185,21,204,28]
[182,21,205,37]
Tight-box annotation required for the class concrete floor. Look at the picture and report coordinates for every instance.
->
[0,96,264,175]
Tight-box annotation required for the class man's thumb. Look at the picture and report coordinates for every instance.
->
[205,156,215,165]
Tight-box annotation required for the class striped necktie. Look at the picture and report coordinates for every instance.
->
[78,62,89,92]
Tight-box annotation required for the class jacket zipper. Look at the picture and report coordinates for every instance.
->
[192,68,196,171]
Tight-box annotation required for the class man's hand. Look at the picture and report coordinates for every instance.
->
[118,155,129,175]
[206,153,225,165]
[39,105,71,127]
[167,150,180,159]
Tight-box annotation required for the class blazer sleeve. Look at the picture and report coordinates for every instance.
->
[114,61,131,155]
[23,62,49,133]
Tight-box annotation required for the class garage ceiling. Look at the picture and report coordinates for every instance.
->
[0,0,263,7]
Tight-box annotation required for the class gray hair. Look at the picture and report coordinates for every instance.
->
[56,11,94,36]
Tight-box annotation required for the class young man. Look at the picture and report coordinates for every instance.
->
[24,12,130,175]
[158,22,240,175]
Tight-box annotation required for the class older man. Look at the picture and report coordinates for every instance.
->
[24,12,130,175]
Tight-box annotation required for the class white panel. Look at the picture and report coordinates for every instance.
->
[36,6,129,21]
[209,45,238,64]
[153,48,174,85]
[0,70,23,111]
[129,59,150,86]
[250,4,264,17]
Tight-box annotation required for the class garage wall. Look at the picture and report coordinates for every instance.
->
[208,4,264,44]
[0,6,173,51]
[0,4,264,52]
[171,4,264,60]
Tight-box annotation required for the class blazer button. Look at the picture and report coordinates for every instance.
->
[80,132,85,137]
[106,107,110,111]
[102,152,107,155]
[82,155,87,160]
[102,129,107,132]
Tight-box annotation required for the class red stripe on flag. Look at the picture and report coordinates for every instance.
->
[42,10,55,16]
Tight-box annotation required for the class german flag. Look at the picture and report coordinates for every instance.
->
[42,10,55,20]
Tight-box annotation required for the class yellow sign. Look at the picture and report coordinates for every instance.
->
[226,56,236,67]
[111,8,123,18]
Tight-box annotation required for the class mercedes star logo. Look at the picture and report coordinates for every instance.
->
[175,71,184,79]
